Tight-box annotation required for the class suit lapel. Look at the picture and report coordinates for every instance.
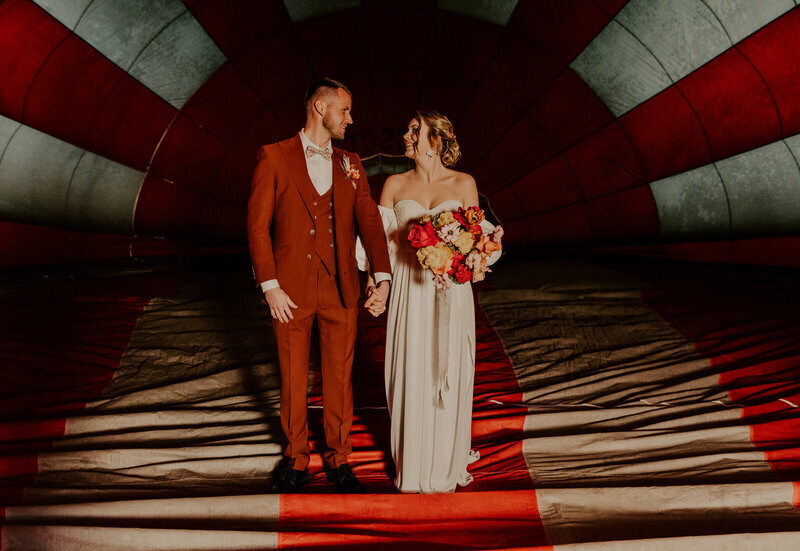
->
[331,150,353,234]
[279,135,316,217]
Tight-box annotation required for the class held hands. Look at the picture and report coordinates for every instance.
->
[364,280,390,317]
[263,287,298,323]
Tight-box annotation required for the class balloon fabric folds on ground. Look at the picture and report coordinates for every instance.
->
[0,255,799,550]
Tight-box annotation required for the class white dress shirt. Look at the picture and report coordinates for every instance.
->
[259,130,390,294]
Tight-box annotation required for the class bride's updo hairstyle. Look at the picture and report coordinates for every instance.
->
[415,110,462,167]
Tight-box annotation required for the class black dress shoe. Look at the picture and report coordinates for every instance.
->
[273,466,310,493]
[325,464,363,493]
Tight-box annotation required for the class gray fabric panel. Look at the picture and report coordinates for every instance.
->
[127,10,226,108]
[66,151,143,233]
[71,0,186,70]
[438,0,518,26]
[650,164,731,240]
[0,116,144,233]
[34,0,226,108]
[718,140,800,237]
[0,123,82,226]
[571,20,672,117]
[33,0,94,30]
[282,0,360,22]
[615,0,730,82]
[703,0,795,43]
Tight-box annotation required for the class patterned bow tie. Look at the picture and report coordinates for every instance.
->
[305,144,332,161]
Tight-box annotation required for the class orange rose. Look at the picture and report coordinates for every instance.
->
[476,235,501,255]
[465,207,484,225]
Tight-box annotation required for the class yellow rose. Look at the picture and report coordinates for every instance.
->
[420,214,431,224]
[454,230,475,255]
[436,211,455,226]
[417,244,453,275]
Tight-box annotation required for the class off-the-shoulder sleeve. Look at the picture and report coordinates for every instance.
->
[479,219,502,266]
[356,205,398,272]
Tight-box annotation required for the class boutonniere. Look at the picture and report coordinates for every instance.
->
[340,155,360,189]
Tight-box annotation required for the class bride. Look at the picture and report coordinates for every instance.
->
[359,111,501,493]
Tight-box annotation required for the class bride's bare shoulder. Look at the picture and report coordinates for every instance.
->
[446,169,478,206]
[447,169,477,190]
[380,172,412,207]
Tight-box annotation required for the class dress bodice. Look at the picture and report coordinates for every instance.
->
[392,199,464,229]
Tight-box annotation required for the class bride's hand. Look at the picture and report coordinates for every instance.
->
[367,301,385,317]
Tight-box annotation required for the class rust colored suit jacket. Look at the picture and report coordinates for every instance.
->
[247,135,391,308]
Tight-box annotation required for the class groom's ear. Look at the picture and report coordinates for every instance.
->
[313,98,327,117]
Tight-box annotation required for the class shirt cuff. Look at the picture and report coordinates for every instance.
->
[373,272,391,285]
[260,279,280,293]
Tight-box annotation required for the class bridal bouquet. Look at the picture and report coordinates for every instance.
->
[408,206,503,290]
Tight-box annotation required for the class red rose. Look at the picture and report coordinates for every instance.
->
[453,208,469,228]
[469,224,482,237]
[453,262,473,283]
[408,221,438,248]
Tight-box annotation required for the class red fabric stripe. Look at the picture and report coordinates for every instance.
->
[619,85,712,182]
[677,48,781,161]
[279,491,546,550]
[277,287,549,548]
[529,68,615,151]
[0,0,71,122]
[738,9,800,138]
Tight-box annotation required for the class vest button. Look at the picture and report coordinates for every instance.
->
[307,254,311,260]
[328,228,332,233]
[328,214,332,219]
[329,201,333,206]
[310,229,315,235]
[329,243,334,247]
[313,201,317,206]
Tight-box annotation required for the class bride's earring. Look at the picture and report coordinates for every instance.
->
[425,150,435,158]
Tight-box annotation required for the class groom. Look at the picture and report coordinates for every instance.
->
[248,78,391,493]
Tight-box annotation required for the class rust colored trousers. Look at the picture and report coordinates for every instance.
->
[272,256,358,471]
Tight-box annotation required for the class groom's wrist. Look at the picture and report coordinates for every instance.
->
[373,272,391,286]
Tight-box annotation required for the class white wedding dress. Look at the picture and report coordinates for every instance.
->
[358,199,500,493]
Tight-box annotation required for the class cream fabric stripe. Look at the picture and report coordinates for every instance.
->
[6,494,280,525]
[2,526,278,551]
[540,482,799,546]
[551,532,800,550]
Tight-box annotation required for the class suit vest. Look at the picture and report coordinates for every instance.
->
[312,187,336,275]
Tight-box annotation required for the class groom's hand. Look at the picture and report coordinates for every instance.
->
[263,288,298,323]
[364,280,389,317]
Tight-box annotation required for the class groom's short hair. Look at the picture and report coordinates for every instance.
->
[305,78,352,113]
